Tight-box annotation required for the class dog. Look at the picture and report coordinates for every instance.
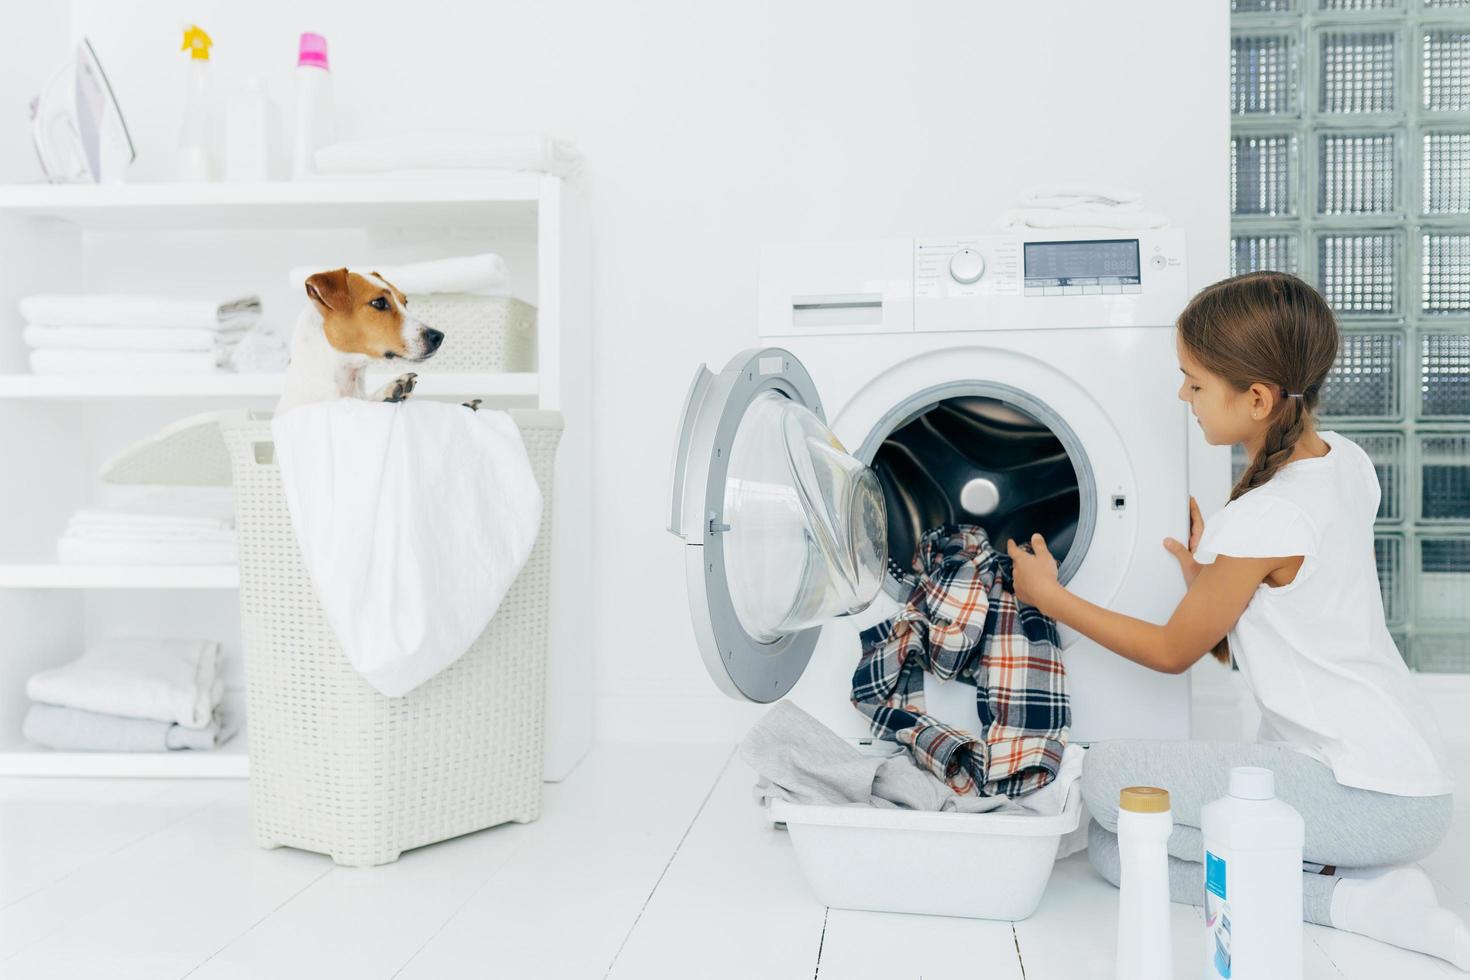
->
[276,267,456,416]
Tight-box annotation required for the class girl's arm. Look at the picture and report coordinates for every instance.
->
[1005,500,1296,674]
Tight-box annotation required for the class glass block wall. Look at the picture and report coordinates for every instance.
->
[1230,0,1470,672]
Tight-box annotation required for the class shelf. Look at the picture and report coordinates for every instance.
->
[0,564,240,589]
[0,729,247,778]
[0,176,550,231]
[0,371,540,400]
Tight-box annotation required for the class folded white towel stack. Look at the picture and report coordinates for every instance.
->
[287,253,511,297]
[996,184,1171,232]
[28,637,223,726]
[57,491,237,566]
[17,294,262,374]
[22,638,235,752]
[313,132,580,178]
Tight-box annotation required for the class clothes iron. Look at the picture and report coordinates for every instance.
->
[30,38,135,184]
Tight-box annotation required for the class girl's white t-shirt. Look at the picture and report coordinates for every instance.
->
[1195,431,1455,797]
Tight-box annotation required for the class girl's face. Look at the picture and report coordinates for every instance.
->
[1175,333,1267,447]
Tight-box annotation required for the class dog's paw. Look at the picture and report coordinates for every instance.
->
[462,398,482,412]
[378,372,418,403]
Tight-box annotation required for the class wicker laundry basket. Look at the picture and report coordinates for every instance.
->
[407,294,537,373]
[222,409,562,867]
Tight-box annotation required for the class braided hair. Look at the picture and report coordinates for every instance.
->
[1176,271,1340,664]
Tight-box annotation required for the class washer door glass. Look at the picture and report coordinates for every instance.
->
[725,390,887,641]
[668,348,887,702]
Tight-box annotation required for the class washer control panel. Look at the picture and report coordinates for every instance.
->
[916,238,1020,299]
[1021,238,1142,296]
[758,229,1188,337]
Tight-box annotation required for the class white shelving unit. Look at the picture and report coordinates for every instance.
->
[0,176,593,781]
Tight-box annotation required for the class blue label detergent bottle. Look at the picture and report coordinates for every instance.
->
[1200,767,1305,979]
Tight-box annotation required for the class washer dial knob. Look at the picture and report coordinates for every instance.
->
[949,248,986,285]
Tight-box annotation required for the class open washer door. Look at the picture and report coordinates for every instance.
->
[669,348,888,702]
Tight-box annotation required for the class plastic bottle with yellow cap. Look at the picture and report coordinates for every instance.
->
[1116,785,1174,979]
[178,25,214,181]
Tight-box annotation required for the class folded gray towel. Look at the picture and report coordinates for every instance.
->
[738,700,1018,814]
[22,702,237,752]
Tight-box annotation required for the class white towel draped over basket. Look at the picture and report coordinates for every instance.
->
[271,399,543,697]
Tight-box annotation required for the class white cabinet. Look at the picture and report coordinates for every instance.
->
[0,176,593,780]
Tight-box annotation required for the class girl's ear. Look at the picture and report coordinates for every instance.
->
[1246,381,1279,421]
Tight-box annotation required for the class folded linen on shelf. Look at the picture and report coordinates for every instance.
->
[57,492,237,565]
[68,508,232,533]
[287,252,511,297]
[29,349,229,374]
[314,132,581,177]
[71,490,235,527]
[227,328,290,373]
[26,637,224,728]
[24,324,246,352]
[22,702,237,752]
[18,294,261,330]
[56,535,237,564]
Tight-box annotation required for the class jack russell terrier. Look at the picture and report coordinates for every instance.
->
[277,268,481,416]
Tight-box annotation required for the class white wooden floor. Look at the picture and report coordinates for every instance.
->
[0,740,1466,980]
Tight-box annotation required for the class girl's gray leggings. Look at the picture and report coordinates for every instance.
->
[1081,739,1453,925]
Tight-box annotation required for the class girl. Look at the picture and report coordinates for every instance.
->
[1007,271,1468,971]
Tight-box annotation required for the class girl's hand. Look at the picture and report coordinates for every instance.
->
[1006,533,1061,612]
[1163,495,1205,586]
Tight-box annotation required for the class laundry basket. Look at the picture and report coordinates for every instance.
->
[222,409,562,867]
[407,294,536,373]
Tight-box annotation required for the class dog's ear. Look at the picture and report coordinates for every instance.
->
[305,268,350,313]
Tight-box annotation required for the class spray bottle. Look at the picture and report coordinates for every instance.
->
[178,25,214,181]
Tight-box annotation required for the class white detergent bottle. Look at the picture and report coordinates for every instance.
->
[178,25,214,181]
[1201,767,1305,980]
[292,32,331,179]
[1116,786,1174,980]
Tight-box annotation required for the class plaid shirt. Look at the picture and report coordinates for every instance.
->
[852,525,1069,799]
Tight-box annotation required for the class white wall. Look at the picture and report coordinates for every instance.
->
[15,0,1229,742]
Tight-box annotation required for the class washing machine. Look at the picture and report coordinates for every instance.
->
[669,229,1194,749]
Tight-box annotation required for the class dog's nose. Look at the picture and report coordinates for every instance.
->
[424,328,445,352]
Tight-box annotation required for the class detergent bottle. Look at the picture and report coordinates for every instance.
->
[1115,786,1173,980]
[1201,767,1304,980]
[292,32,331,179]
[178,25,214,181]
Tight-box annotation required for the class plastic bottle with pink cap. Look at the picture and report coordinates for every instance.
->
[291,32,331,179]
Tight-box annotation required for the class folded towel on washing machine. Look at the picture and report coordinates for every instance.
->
[271,399,542,697]
[997,184,1170,232]
[852,525,1069,799]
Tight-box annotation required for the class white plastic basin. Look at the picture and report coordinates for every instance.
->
[769,781,1083,921]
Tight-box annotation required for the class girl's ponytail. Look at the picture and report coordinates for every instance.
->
[1230,383,1318,502]
[1177,272,1339,666]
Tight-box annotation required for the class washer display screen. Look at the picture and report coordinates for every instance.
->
[1024,239,1140,283]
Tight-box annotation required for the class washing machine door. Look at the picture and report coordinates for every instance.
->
[668,348,889,702]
